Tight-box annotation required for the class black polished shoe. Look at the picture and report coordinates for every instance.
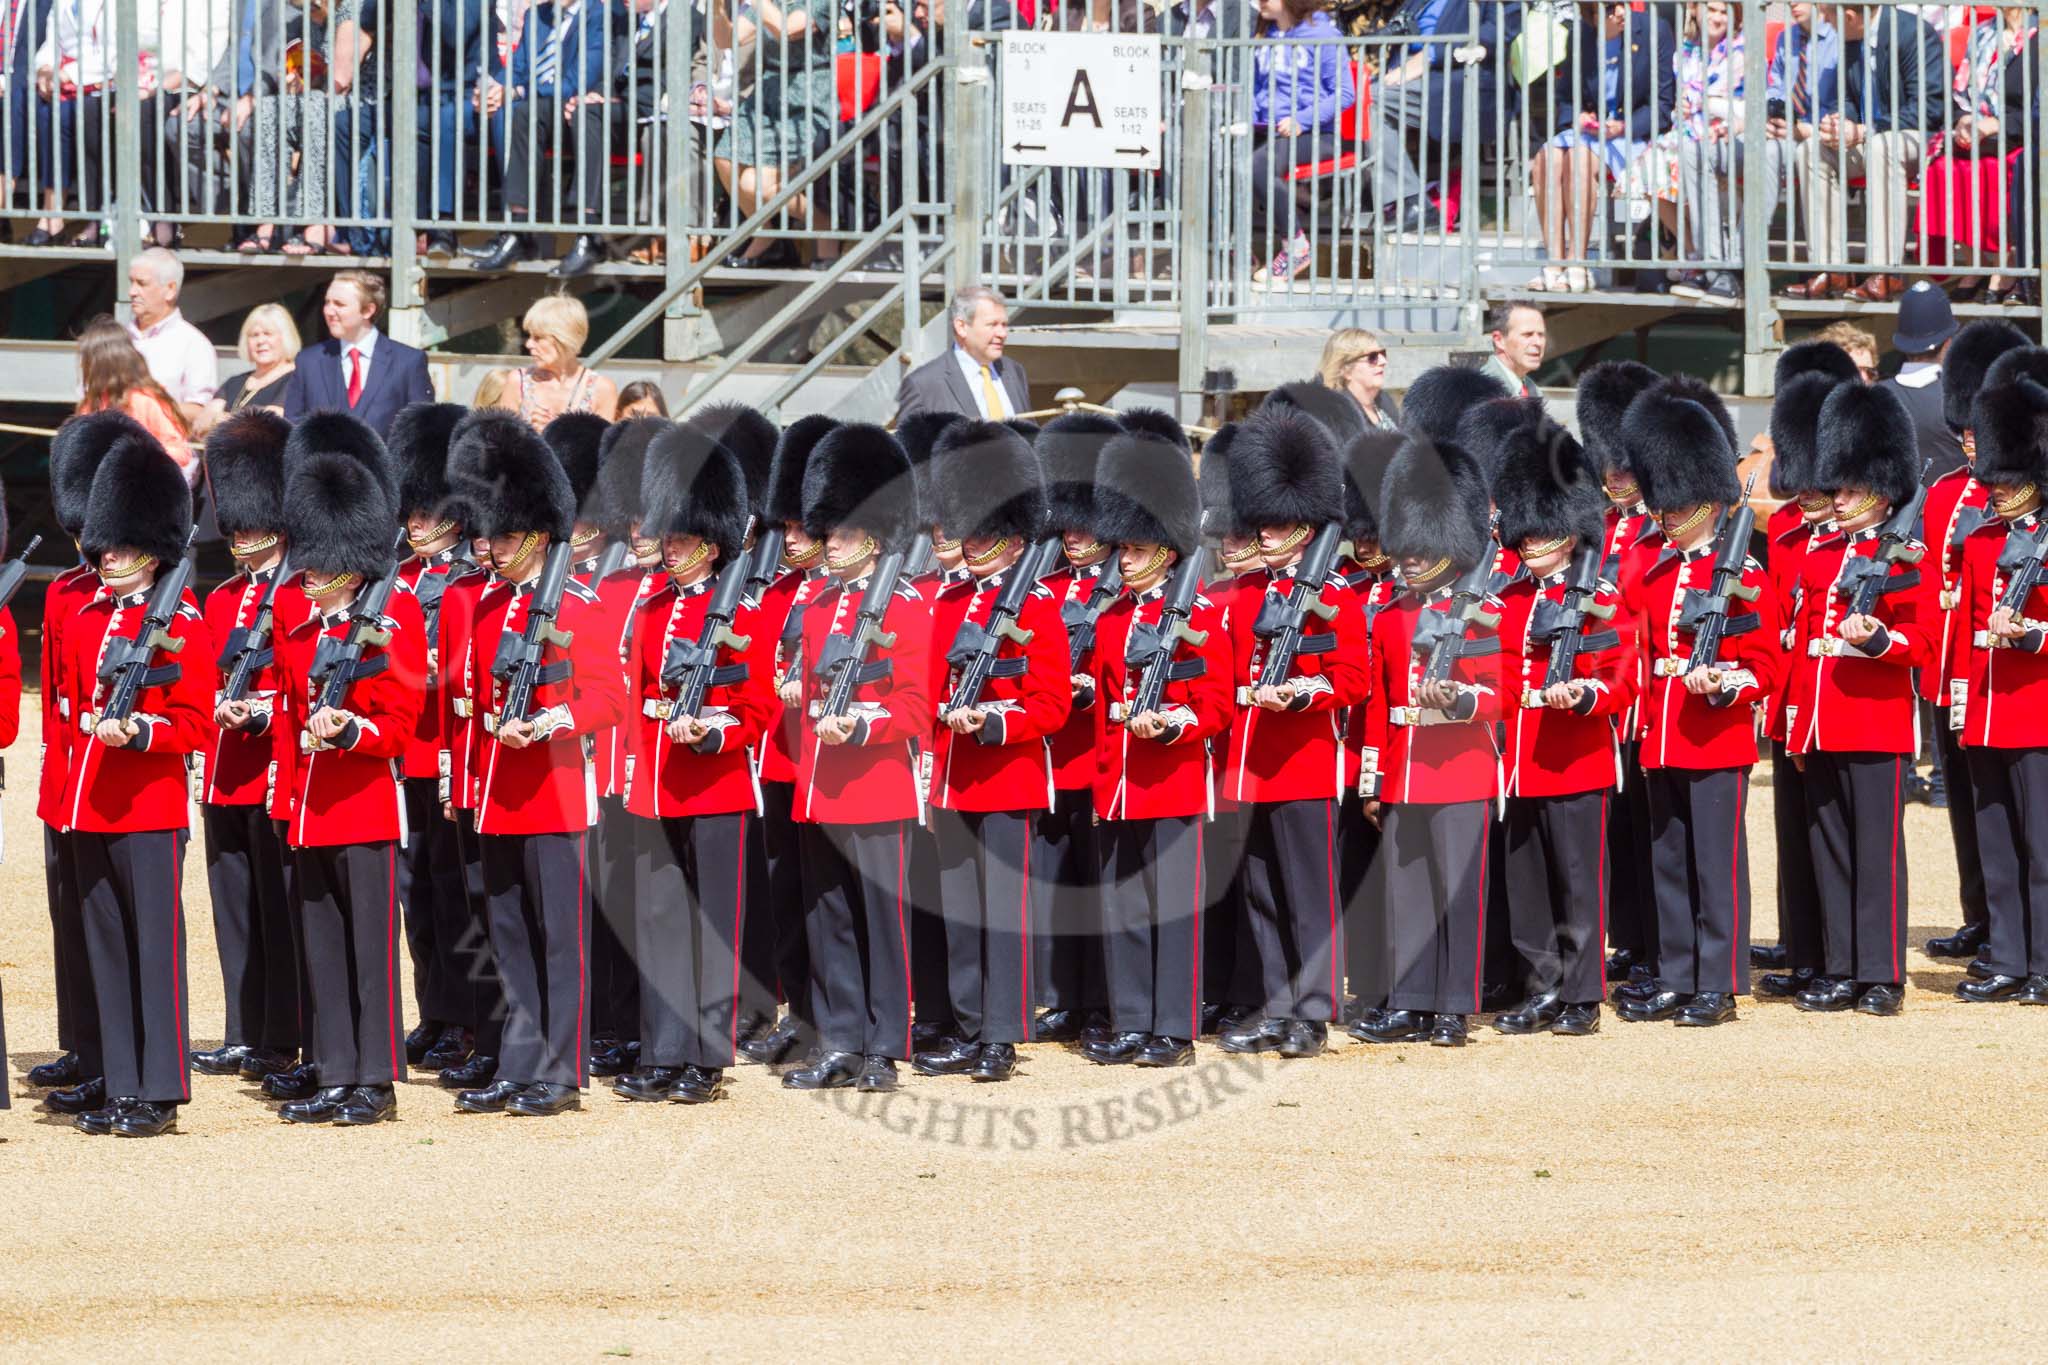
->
[1958,973,2025,1002]
[1551,1002,1602,1036]
[554,234,610,278]
[910,1021,954,1053]
[1614,967,1660,1005]
[1197,1003,1227,1036]
[1855,982,1905,1016]
[1134,1035,1194,1067]
[1616,989,1689,1023]
[1277,1020,1327,1059]
[855,1056,899,1093]
[44,1077,108,1115]
[1967,955,1994,981]
[420,1025,474,1071]
[456,1079,526,1113]
[723,239,798,270]
[263,1063,320,1102]
[404,1019,440,1065]
[670,1065,726,1104]
[1037,1008,1087,1042]
[738,1017,806,1067]
[73,1104,120,1135]
[588,1039,634,1078]
[1674,992,1737,1027]
[421,229,460,257]
[507,1082,581,1117]
[1604,947,1638,979]
[1217,1016,1290,1054]
[1347,1005,1388,1035]
[1925,923,1989,958]
[1794,977,1859,1013]
[615,1066,686,1102]
[440,1054,498,1089]
[28,1052,84,1088]
[734,1011,774,1047]
[1491,993,1563,1035]
[1353,1009,1430,1043]
[112,1099,177,1137]
[337,1084,397,1126]
[191,1043,254,1075]
[969,1042,1018,1081]
[2014,974,2048,1006]
[1427,1014,1469,1047]
[1081,1030,1149,1065]
[281,1086,352,1124]
[1750,942,1790,970]
[468,231,536,271]
[1076,1012,1116,1049]
[237,1048,297,1081]
[1756,967,1821,999]
[782,1050,862,1090]
[911,1037,982,1077]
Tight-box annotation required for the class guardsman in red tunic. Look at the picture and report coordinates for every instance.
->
[616,434,773,1104]
[445,414,629,1117]
[1921,322,2031,962]
[1751,344,1859,998]
[1950,346,2048,1003]
[1616,379,1782,1027]
[1491,417,1638,1038]
[912,422,1070,1083]
[61,437,215,1137]
[1081,431,1233,1066]
[1785,384,1938,1016]
[193,412,302,1084]
[1572,360,1665,991]
[28,411,140,1110]
[272,453,428,1125]
[1351,438,1501,1049]
[0,487,26,1108]
[1213,408,1369,1060]
[782,425,933,1093]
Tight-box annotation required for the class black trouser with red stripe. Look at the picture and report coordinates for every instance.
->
[1803,751,1910,985]
[1242,797,1345,1023]
[74,828,191,1105]
[590,794,645,1044]
[1033,786,1104,1015]
[1772,742,1826,974]
[482,830,591,1088]
[1382,800,1490,1017]
[1938,723,1988,932]
[800,819,913,1059]
[908,818,953,1032]
[1099,815,1204,1040]
[1504,789,1611,1006]
[638,812,748,1070]
[1607,741,1659,971]
[1338,799,1386,1012]
[933,808,1038,1046]
[202,801,299,1052]
[1644,766,1752,996]
[46,825,102,1075]
[296,840,406,1087]
[452,810,504,1051]
[1201,804,1259,1011]
[755,780,811,1028]
[399,776,468,1028]
[1965,746,2048,978]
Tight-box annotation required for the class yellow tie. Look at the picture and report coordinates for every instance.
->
[979,364,1005,418]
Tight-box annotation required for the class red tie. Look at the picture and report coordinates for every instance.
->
[346,347,364,408]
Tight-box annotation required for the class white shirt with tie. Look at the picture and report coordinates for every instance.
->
[340,327,380,403]
[952,346,1014,420]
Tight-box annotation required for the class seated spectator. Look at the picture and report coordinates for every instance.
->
[711,0,837,270]
[248,0,374,256]
[1363,0,1523,233]
[411,0,500,257]
[1661,0,1744,302]
[1317,327,1399,429]
[126,247,219,428]
[616,380,668,418]
[1247,0,1356,284]
[2,0,53,220]
[195,302,302,436]
[1919,5,2034,300]
[1997,3,2040,304]
[77,315,194,477]
[482,293,619,429]
[1772,2,1945,304]
[1529,1,1674,293]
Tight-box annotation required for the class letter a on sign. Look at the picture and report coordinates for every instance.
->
[999,30,1161,170]
[1062,69,1103,128]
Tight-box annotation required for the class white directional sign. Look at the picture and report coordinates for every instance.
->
[999,30,1162,172]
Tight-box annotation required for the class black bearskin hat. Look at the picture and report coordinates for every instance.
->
[389,401,471,518]
[52,409,152,536]
[643,425,750,565]
[688,402,780,514]
[1198,422,1243,538]
[542,411,610,521]
[81,434,191,567]
[894,410,968,526]
[929,420,1047,543]
[802,424,921,553]
[1574,360,1661,477]
[1622,377,1741,512]
[1377,437,1492,573]
[1401,365,1512,445]
[283,411,398,504]
[1005,418,1041,442]
[449,411,575,540]
[1119,406,1191,452]
[1971,347,2048,487]
[1815,382,1921,506]
[1227,407,1343,528]
[1258,380,1365,445]
[593,417,670,536]
[1946,320,2033,435]
[1341,430,1403,546]
[204,409,290,537]
[1456,395,1546,488]
[1038,412,1120,533]
[767,414,839,527]
[1767,373,1846,498]
[285,452,400,581]
[1093,432,1200,557]
[1774,339,1861,389]
[1493,417,1606,550]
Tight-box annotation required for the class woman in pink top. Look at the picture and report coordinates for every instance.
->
[76,316,194,477]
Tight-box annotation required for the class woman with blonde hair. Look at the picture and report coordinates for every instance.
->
[1316,328,1399,429]
[76,317,194,476]
[194,305,303,436]
[488,294,619,430]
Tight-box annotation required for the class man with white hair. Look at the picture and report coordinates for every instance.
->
[126,247,218,428]
[894,285,1032,421]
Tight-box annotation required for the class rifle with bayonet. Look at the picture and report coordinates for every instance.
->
[490,539,577,728]
[943,538,1059,743]
[815,549,906,720]
[1838,459,1932,619]
[659,557,753,749]
[1064,555,1124,671]
[1680,472,1762,707]
[1535,540,1619,695]
[303,531,411,745]
[1409,550,1503,683]
[219,553,291,703]
[96,529,197,725]
[1121,545,1209,726]
[1252,522,1345,685]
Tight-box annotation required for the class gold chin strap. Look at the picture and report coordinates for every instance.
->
[1265,524,1311,558]
[100,553,159,581]
[666,541,713,580]
[1665,504,1713,541]
[784,538,824,567]
[1994,482,2039,517]
[1405,556,1452,590]
[1521,536,1569,560]
[1354,550,1391,571]
[963,536,1012,568]
[1223,542,1263,569]
[933,535,963,555]
[1839,491,1883,524]
[502,531,543,578]
[408,519,457,550]
[301,569,360,599]
[571,527,602,551]
[826,534,878,572]
[230,533,280,560]
[1131,544,1172,585]
[1065,539,1105,562]
[1606,481,1639,505]
[630,536,663,564]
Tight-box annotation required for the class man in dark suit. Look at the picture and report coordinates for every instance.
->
[895,285,1030,421]
[283,270,436,438]
[1364,0,1524,231]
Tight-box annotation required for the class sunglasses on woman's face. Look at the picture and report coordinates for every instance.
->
[1358,351,1388,364]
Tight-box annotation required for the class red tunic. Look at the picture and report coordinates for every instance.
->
[754,567,818,788]
[1359,589,1503,805]
[1040,561,1115,793]
[37,564,101,826]
[57,587,214,833]
[1496,573,1638,798]
[1341,570,1398,792]
[1764,504,1827,742]
[1220,566,1369,805]
[394,551,472,780]
[1952,513,2048,749]
[1918,467,1990,705]
[1785,528,1935,756]
[201,567,287,806]
[435,566,492,810]
[927,572,1071,813]
[625,578,776,819]
[794,575,933,825]
[1625,547,1781,771]
[1089,587,1233,821]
